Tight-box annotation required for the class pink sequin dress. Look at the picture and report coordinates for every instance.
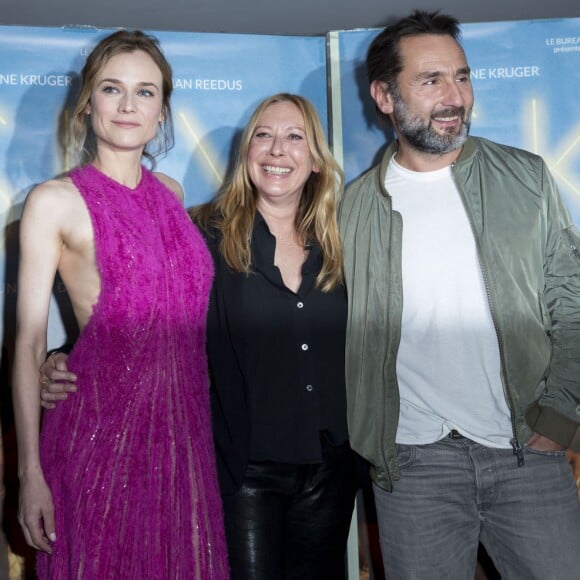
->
[38,165,229,579]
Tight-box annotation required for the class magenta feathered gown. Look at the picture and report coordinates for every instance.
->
[38,165,229,579]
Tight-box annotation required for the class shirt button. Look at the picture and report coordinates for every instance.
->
[301,343,309,351]
[306,384,313,392]
[297,301,304,309]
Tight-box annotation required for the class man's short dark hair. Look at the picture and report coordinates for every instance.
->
[366,10,462,90]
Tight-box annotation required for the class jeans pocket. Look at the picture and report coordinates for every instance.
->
[524,445,567,458]
[395,444,416,470]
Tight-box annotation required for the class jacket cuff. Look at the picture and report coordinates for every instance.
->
[526,403,580,452]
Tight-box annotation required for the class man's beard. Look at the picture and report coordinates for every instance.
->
[391,87,472,155]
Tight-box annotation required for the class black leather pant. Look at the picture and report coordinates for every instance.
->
[222,439,357,580]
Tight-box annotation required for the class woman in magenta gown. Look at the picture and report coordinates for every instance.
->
[12,30,228,579]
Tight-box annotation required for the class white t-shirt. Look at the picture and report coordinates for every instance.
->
[387,157,513,448]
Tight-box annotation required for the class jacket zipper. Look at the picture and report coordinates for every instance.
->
[566,229,579,259]
[378,189,401,488]
[451,166,525,466]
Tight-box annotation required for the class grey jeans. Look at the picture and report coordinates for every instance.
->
[373,435,580,579]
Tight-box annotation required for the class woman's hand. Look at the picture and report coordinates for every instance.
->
[18,470,56,553]
[40,353,76,410]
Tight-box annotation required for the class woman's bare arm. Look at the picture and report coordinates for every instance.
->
[12,180,69,552]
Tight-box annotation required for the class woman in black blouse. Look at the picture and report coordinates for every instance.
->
[193,93,356,580]
[40,93,357,579]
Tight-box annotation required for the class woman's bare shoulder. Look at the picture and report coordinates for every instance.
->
[153,171,184,203]
[24,174,84,218]
[28,174,78,200]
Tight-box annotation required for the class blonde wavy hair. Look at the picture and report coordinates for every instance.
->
[192,93,344,291]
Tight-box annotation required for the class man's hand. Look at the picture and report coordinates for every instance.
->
[39,352,76,409]
[566,450,580,490]
[527,434,580,490]
[526,432,566,452]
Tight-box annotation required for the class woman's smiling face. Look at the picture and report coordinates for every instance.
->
[247,100,319,204]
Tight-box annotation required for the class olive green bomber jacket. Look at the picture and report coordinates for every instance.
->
[338,136,580,491]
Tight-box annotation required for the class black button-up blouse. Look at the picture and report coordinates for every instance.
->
[203,212,348,492]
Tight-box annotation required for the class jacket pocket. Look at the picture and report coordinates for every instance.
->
[548,225,580,277]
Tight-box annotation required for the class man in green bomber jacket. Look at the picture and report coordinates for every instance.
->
[339,9,580,580]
